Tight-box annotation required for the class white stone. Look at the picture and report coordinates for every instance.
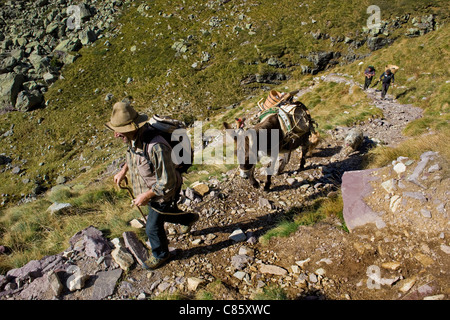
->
[381,179,396,193]
[130,218,145,228]
[420,209,432,218]
[229,229,246,242]
[238,245,254,256]
[317,258,332,265]
[111,238,122,248]
[233,271,248,281]
[390,195,402,212]
[440,244,450,254]
[308,273,318,283]
[295,258,311,268]
[286,178,296,185]
[260,264,288,276]
[111,247,135,271]
[68,273,89,292]
[47,202,72,214]
[381,261,401,270]
[187,277,205,291]
[399,277,416,293]
[291,265,300,274]
[393,162,406,174]
[315,268,326,276]
[423,294,445,300]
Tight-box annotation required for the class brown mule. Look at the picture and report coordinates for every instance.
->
[224,113,319,190]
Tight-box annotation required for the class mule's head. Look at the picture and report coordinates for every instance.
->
[223,119,263,188]
[223,121,254,179]
[307,131,321,155]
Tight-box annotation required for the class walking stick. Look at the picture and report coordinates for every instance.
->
[371,79,380,89]
[119,177,147,223]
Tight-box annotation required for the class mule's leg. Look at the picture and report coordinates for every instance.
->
[262,160,273,190]
[249,175,260,188]
[276,151,291,175]
[264,175,272,191]
[248,167,260,188]
[298,145,308,171]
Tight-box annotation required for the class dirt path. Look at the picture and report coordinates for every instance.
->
[306,73,423,147]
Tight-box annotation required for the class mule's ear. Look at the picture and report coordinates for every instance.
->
[223,122,233,130]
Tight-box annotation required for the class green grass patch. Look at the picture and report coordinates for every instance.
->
[252,285,288,300]
[260,195,345,244]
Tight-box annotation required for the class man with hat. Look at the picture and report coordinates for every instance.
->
[105,101,198,269]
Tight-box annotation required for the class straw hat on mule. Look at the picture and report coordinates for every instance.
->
[105,102,149,133]
[261,89,300,110]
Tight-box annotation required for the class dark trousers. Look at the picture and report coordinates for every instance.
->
[364,77,373,90]
[146,202,197,259]
[381,82,390,98]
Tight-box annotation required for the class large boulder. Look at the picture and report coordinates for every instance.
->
[0,54,18,74]
[78,3,94,21]
[28,53,50,75]
[0,72,25,108]
[344,128,364,150]
[54,38,82,53]
[341,168,385,232]
[15,90,44,112]
[68,226,112,259]
[366,36,393,51]
[79,29,97,45]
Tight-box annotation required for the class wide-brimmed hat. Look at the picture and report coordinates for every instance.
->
[105,102,149,133]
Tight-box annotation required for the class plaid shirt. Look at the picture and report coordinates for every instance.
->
[126,125,181,204]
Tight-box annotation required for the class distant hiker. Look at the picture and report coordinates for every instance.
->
[105,101,198,270]
[379,68,395,99]
[363,65,376,90]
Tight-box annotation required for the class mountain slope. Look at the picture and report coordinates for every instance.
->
[0,0,449,294]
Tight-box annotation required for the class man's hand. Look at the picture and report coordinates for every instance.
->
[133,190,155,206]
[114,164,128,186]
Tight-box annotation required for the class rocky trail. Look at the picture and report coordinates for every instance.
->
[1,75,448,301]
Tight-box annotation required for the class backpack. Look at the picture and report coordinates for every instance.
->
[259,100,314,139]
[143,115,193,174]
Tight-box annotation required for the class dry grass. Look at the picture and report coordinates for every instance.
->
[364,127,450,169]
[300,81,383,131]
[0,182,142,273]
